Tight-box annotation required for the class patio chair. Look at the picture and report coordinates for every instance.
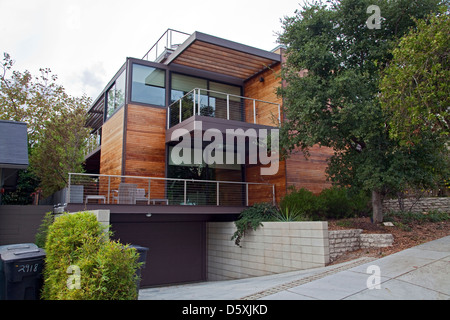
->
[112,183,137,204]
[136,188,149,204]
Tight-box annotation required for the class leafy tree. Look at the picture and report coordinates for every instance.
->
[0,53,92,198]
[277,0,447,222]
[30,96,91,196]
[380,13,449,145]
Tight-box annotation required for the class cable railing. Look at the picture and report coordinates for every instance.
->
[67,173,275,207]
[167,88,281,129]
[142,29,190,62]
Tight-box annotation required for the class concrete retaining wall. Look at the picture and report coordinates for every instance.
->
[207,221,329,281]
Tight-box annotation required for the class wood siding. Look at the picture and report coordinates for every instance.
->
[285,146,334,194]
[124,104,167,198]
[245,161,286,205]
[100,107,124,176]
[243,64,286,204]
[244,63,282,127]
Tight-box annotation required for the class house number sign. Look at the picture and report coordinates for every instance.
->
[16,263,40,273]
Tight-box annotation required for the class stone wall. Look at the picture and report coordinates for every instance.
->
[328,229,394,262]
[328,229,362,262]
[207,221,329,281]
[383,197,450,213]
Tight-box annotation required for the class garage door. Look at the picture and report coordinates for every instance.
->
[111,220,206,287]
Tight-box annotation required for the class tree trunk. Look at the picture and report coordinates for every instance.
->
[372,190,383,223]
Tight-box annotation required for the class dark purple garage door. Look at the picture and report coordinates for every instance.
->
[111,218,207,287]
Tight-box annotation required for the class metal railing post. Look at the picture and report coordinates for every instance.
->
[67,173,71,204]
[246,183,249,206]
[197,89,201,115]
[278,104,281,125]
[107,175,111,204]
[227,94,230,120]
[253,100,256,124]
[273,185,276,206]
[184,180,187,205]
[148,178,151,205]
[192,90,196,117]
[179,99,182,123]
[216,182,220,206]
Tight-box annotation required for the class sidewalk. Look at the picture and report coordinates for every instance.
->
[139,235,450,300]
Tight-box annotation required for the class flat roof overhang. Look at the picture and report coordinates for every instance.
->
[164,32,281,80]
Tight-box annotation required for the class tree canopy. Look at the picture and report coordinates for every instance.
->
[381,13,449,145]
[278,0,449,221]
[0,53,91,199]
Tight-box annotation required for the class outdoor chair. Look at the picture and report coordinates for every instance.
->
[112,183,137,204]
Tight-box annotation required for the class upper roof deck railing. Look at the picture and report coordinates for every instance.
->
[142,29,191,62]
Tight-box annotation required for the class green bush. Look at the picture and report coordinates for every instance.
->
[41,212,141,300]
[279,186,371,220]
[231,203,277,247]
[278,187,324,221]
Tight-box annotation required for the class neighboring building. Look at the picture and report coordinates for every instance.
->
[69,29,333,287]
[0,120,29,205]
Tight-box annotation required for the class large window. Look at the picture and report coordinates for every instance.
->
[131,64,165,106]
[106,70,126,119]
[170,73,243,121]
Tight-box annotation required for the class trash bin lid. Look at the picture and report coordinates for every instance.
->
[1,248,46,262]
[0,243,38,256]
[129,245,149,251]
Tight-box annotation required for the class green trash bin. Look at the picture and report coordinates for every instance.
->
[1,248,46,300]
[0,244,38,300]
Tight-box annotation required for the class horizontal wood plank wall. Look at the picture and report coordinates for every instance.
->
[100,107,124,177]
[244,63,282,127]
[244,63,286,205]
[124,104,166,198]
[285,146,334,194]
[98,108,125,201]
[245,160,286,206]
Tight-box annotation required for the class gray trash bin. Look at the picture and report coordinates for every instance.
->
[129,245,149,297]
[0,243,39,300]
[1,248,46,300]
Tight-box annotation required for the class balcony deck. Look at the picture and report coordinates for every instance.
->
[67,173,275,209]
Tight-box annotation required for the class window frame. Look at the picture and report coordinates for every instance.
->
[129,62,167,108]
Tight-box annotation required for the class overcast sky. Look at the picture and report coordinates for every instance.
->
[1,0,303,100]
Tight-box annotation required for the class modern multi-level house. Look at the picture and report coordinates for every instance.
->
[68,29,333,286]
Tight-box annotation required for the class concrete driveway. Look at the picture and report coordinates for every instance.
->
[139,235,450,300]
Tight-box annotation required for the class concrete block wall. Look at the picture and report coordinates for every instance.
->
[207,221,329,281]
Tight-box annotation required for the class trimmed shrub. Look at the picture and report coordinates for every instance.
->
[42,212,141,300]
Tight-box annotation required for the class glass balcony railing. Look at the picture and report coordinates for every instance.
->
[167,88,281,129]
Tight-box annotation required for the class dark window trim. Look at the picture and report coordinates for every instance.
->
[128,60,167,108]
[104,69,126,122]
